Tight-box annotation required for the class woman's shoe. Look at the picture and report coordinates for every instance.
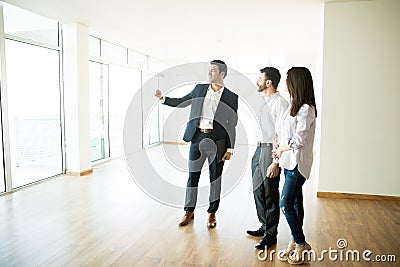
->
[288,242,312,265]
[277,240,296,261]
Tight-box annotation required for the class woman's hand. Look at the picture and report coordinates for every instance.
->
[273,143,291,158]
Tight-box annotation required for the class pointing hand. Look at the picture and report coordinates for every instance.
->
[154,89,162,99]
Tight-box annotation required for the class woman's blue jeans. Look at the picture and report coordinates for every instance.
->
[280,166,306,245]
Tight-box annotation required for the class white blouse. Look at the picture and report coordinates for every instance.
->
[278,104,316,179]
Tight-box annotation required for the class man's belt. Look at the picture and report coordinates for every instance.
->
[257,142,272,147]
[198,128,213,133]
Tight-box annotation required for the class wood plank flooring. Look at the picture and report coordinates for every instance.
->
[0,145,399,266]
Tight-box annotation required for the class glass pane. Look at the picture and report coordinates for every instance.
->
[143,75,161,146]
[0,176,3,193]
[148,57,165,74]
[161,83,194,142]
[89,36,101,58]
[146,105,160,145]
[128,50,147,70]
[3,3,58,47]
[89,62,109,161]
[101,41,127,65]
[0,121,3,192]
[109,65,141,157]
[5,39,63,188]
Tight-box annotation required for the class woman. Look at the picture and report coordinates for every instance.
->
[274,67,317,265]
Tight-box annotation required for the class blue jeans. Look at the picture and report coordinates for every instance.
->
[280,166,306,245]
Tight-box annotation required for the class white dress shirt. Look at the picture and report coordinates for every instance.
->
[256,92,289,143]
[198,86,233,153]
[198,86,224,129]
[278,104,316,179]
[161,85,233,153]
[161,85,224,129]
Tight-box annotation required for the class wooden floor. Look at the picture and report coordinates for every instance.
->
[0,145,399,266]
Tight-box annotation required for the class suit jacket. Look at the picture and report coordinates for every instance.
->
[163,84,238,150]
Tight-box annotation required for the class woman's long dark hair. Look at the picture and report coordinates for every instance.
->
[286,67,317,117]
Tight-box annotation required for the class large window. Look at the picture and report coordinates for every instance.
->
[89,63,143,159]
[4,39,63,188]
[143,75,162,146]
[3,2,59,47]
[89,35,163,159]
[1,2,63,189]
[109,65,141,157]
[89,61,109,161]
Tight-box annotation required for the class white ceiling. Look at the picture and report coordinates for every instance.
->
[2,0,372,66]
[3,0,330,65]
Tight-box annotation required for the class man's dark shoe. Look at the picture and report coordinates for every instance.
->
[255,234,277,250]
[246,227,264,237]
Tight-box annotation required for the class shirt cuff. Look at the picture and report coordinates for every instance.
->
[288,139,297,150]
[160,96,166,103]
[227,148,234,154]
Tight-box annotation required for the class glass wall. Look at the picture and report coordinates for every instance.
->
[89,62,144,158]
[3,2,59,47]
[89,35,162,159]
[1,2,63,189]
[0,125,3,191]
[4,39,63,188]
[143,75,161,146]
[108,65,141,157]
[0,2,165,192]
[89,61,110,161]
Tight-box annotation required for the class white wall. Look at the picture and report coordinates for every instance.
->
[318,0,400,196]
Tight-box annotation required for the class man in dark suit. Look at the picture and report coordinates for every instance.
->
[154,60,238,228]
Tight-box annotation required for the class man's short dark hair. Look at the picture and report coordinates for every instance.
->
[210,60,228,78]
[260,67,281,89]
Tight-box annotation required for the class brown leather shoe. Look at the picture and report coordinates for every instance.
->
[207,213,217,228]
[178,211,194,226]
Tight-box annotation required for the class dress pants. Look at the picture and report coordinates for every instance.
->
[184,129,225,213]
[251,145,280,237]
